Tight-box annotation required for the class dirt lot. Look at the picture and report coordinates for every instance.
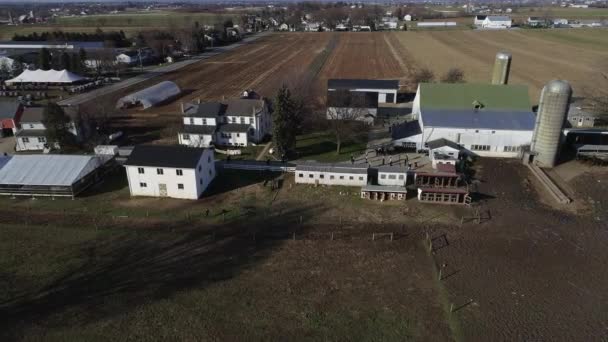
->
[392,29,608,101]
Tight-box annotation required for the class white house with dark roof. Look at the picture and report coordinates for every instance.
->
[295,162,368,186]
[377,165,408,186]
[124,145,215,200]
[178,98,271,148]
[427,138,462,168]
[15,106,83,151]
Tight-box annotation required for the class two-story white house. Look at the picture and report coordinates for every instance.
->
[124,145,216,200]
[15,106,82,151]
[178,97,271,148]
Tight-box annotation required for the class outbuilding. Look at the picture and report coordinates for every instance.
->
[124,145,215,200]
[481,16,512,29]
[0,154,112,198]
[0,99,24,137]
[295,162,368,186]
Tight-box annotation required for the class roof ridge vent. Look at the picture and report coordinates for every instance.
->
[472,100,484,111]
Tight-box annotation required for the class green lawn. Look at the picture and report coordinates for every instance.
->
[295,131,368,163]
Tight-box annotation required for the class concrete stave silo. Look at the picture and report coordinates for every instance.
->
[531,80,572,168]
[491,51,512,85]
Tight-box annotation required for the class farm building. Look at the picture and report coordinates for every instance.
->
[527,17,546,27]
[0,41,104,54]
[416,22,457,28]
[124,145,215,200]
[394,83,535,157]
[568,106,598,128]
[427,138,463,168]
[116,81,181,110]
[178,97,271,148]
[481,16,512,29]
[474,15,487,26]
[15,106,85,151]
[377,165,407,186]
[0,154,113,198]
[0,99,23,137]
[295,163,368,187]
[327,79,399,123]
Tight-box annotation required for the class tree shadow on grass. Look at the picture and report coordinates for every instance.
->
[0,204,319,340]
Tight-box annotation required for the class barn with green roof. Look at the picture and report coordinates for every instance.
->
[393,83,537,158]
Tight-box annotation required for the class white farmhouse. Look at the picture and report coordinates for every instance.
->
[124,145,216,200]
[482,16,512,29]
[394,83,535,158]
[178,97,271,148]
[295,162,368,186]
[15,106,83,151]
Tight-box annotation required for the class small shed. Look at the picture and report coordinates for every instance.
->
[116,81,181,109]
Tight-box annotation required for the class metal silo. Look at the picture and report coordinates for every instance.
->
[531,80,572,168]
[491,52,512,85]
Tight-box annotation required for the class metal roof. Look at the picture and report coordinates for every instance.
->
[427,138,462,150]
[0,156,10,170]
[0,155,104,186]
[15,129,46,137]
[184,102,226,118]
[362,184,408,193]
[124,145,207,169]
[328,79,399,90]
[376,165,407,173]
[392,120,422,140]
[422,108,536,131]
[419,83,530,111]
[116,81,181,110]
[223,99,265,117]
[296,162,368,174]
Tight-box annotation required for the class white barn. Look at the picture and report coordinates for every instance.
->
[482,16,512,29]
[394,83,535,158]
[295,163,368,187]
[124,145,216,200]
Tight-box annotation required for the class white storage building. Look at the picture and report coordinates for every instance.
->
[116,81,181,110]
[481,16,512,29]
[295,162,368,187]
[124,145,215,200]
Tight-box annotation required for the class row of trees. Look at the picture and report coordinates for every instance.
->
[12,29,130,48]
[413,67,465,85]
[38,47,87,73]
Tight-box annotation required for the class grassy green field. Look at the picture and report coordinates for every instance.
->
[295,131,368,163]
[521,28,608,52]
[514,7,608,19]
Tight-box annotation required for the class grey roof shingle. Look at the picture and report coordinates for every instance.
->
[426,138,462,150]
[223,99,265,117]
[16,129,46,137]
[217,123,250,133]
[392,120,422,140]
[422,108,535,131]
[328,79,399,90]
[376,165,407,173]
[184,102,226,118]
[181,125,216,135]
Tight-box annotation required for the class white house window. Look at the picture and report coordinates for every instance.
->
[339,176,344,180]
[38,137,46,143]
[202,119,207,125]
[349,176,354,180]
[471,145,491,151]
[183,134,190,140]
[236,133,240,137]
[398,175,404,180]
[309,174,314,178]
[138,167,144,174]
[240,117,245,124]
[176,169,183,176]
[189,118,194,125]
[299,173,303,178]
[178,183,184,190]
[29,124,34,128]
[359,176,364,180]
[330,175,335,179]
[140,182,147,188]
[503,146,521,153]
[319,174,324,179]
[475,130,479,133]
[157,168,164,175]
[22,137,29,143]
[249,118,253,124]
[388,175,396,180]
[380,174,386,179]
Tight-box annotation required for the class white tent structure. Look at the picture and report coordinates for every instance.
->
[5,69,86,84]
[116,81,181,109]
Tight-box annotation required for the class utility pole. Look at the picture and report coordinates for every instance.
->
[138,48,143,72]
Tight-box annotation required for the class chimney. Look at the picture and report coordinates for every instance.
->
[180,102,184,113]
[197,98,201,104]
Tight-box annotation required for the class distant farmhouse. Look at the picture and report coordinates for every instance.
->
[178,95,272,148]
[394,83,535,157]
[124,145,216,200]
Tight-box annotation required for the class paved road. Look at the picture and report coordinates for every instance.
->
[58,32,273,106]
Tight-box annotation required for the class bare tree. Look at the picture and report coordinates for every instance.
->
[441,67,465,83]
[326,90,371,154]
[413,67,435,85]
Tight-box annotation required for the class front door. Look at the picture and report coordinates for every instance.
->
[159,183,167,197]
